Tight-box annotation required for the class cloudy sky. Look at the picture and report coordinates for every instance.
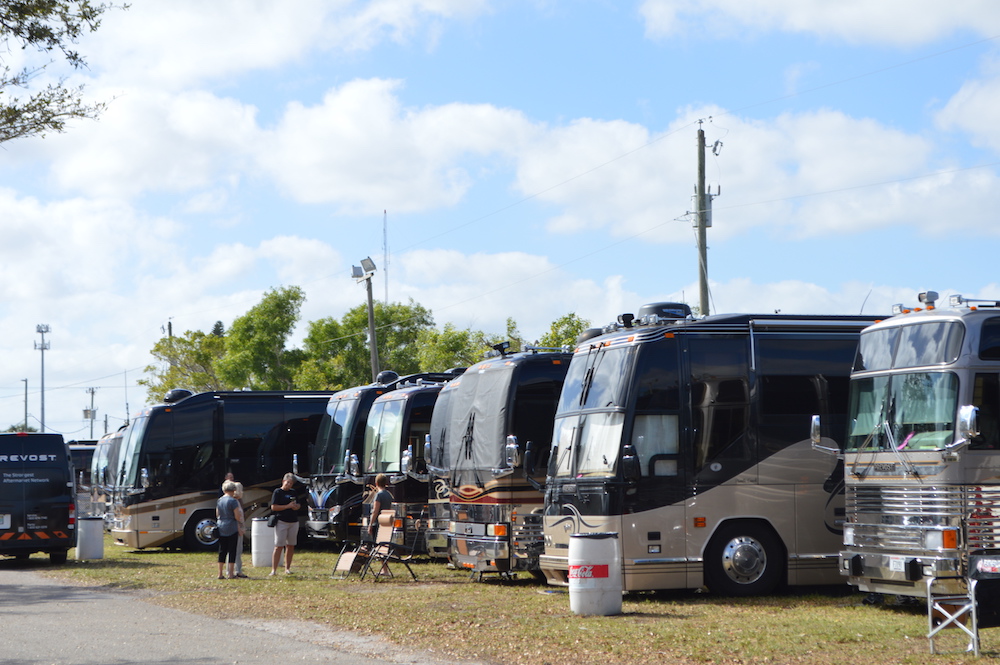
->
[2,0,999,436]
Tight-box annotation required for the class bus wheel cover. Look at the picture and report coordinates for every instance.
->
[184,511,219,551]
[704,523,784,596]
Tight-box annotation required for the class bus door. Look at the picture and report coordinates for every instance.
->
[682,334,754,562]
[625,336,689,589]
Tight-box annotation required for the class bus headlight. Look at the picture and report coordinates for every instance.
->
[843,525,855,546]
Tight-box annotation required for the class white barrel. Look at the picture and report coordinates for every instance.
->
[76,516,104,560]
[568,532,622,616]
[250,517,274,567]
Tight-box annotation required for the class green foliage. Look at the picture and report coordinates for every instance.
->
[216,286,305,390]
[0,1,117,142]
[138,327,227,402]
[4,423,37,432]
[538,312,590,349]
[416,323,501,372]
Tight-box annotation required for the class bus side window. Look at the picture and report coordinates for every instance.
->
[972,373,1000,450]
[633,414,679,476]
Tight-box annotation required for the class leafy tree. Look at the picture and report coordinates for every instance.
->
[4,423,37,432]
[504,317,524,353]
[416,323,501,372]
[296,299,435,388]
[217,286,305,390]
[0,1,116,143]
[538,312,591,349]
[138,327,227,402]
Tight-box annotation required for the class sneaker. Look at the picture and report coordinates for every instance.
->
[284,569,294,575]
[268,571,277,577]
[235,573,249,579]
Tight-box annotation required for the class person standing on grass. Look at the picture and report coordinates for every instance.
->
[270,472,300,576]
[229,475,248,578]
[216,480,244,579]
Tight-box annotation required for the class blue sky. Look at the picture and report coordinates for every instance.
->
[2,0,1000,435]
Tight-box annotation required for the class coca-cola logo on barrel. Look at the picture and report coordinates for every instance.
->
[569,564,609,579]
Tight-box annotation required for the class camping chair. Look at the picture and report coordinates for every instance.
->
[365,511,418,582]
[331,537,369,580]
[331,509,394,580]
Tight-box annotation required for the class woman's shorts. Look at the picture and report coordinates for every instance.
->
[274,520,299,547]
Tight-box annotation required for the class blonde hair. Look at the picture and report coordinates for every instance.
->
[233,481,243,500]
[221,480,238,493]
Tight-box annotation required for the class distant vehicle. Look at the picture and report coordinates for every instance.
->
[303,371,455,546]
[431,347,570,576]
[821,292,1000,607]
[0,432,75,563]
[540,304,880,595]
[67,440,96,488]
[90,427,125,521]
[110,389,333,551]
[66,440,96,516]
[341,372,462,551]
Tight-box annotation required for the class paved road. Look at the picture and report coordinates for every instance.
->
[0,564,472,665]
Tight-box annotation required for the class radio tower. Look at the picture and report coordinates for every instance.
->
[382,210,389,303]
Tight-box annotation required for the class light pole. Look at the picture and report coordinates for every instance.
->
[35,325,50,433]
[352,257,380,382]
[21,379,27,432]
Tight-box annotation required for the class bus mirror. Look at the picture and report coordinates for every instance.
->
[523,439,536,476]
[292,453,299,475]
[423,434,432,463]
[349,453,360,477]
[504,435,520,468]
[949,405,979,451]
[400,446,412,475]
[621,444,640,482]
[810,415,840,456]
[140,467,150,489]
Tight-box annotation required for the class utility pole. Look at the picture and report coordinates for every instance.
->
[696,123,710,317]
[85,387,98,439]
[35,325,50,433]
[382,210,389,304]
[21,379,27,432]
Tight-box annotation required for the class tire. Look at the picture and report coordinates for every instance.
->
[49,550,68,565]
[703,522,785,596]
[183,510,219,551]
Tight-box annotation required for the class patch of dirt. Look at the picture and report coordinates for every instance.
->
[231,618,492,665]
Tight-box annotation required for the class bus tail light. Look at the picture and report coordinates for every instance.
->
[68,503,76,526]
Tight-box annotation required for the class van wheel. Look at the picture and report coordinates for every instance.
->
[704,522,784,596]
[184,510,219,551]
[49,550,68,565]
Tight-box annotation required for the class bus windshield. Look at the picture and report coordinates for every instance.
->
[313,397,359,474]
[364,399,404,473]
[119,415,151,487]
[846,372,959,451]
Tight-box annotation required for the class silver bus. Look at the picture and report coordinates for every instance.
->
[540,304,879,595]
[824,292,1000,603]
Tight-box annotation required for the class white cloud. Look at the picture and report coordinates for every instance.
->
[258,78,532,212]
[41,89,258,199]
[638,0,1000,45]
[85,0,491,90]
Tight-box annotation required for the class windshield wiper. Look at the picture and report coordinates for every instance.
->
[881,421,920,479]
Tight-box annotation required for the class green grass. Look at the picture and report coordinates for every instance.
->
[23,536,1000,664]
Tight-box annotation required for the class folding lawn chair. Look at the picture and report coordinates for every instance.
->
[366,511,418,582]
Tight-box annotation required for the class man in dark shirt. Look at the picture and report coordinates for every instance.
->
[269,472,300,575]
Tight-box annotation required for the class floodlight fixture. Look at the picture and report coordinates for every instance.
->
[360,256,376,274]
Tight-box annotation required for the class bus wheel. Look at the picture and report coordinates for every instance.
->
[704,522,784,596]
[184,510,219,551]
